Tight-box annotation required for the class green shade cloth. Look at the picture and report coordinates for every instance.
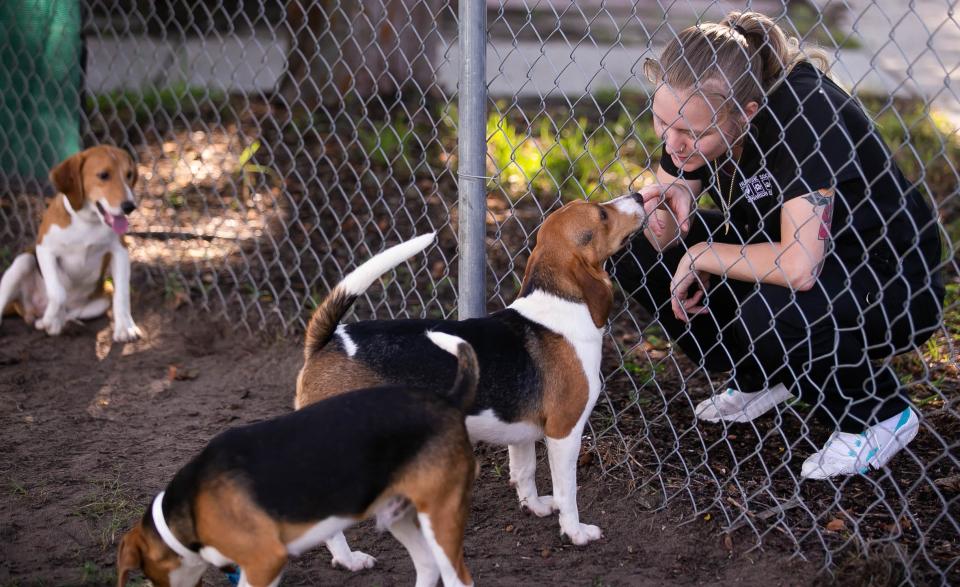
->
[0,0,82,184]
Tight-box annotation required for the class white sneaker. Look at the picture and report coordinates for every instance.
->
[801,407,920,480]
[694,383,793,423]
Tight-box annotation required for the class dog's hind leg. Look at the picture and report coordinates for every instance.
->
[324,532,376,572]
[417,487,473,587]
[388,508,441,587]
[66,295,111,321]
[508,442,556,517]
[0,253,37,326]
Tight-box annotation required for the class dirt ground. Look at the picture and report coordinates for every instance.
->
[0,290,817,587]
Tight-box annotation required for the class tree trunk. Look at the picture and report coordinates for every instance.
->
[280,0,441,111]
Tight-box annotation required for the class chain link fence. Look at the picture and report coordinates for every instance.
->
[0,0,957,584]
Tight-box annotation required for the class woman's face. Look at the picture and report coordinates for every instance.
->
[652,86,739,172]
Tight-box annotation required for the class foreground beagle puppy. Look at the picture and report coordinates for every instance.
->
[0,146,141,342]
[295,194,647,556]
[117,331,479,587]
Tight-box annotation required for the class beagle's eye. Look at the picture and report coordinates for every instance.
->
[599,207,608,221]
[126,171,133,181]
[98,171,110,181]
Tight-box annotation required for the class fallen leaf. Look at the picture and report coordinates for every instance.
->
[504,524,514,533]
[168,364,199,381]
[539,547,551,558]
[578,451,594,468]
[825,518,845,532]
[723,533,733,552]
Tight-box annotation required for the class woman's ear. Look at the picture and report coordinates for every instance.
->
[744,100,760,122]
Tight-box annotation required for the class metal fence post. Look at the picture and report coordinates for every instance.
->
[457,0,487,319]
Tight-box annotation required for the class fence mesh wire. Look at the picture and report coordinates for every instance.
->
[0,0,957,583]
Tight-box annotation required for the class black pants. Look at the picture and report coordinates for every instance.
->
[611,211,945,432]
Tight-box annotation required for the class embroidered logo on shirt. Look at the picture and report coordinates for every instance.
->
[739,171,775,202]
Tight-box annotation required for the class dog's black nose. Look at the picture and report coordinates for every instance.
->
[121,201,137,215]
[631,191,642,203]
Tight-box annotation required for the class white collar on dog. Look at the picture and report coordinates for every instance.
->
[152,492,204,564]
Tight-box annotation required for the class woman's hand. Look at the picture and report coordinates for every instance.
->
[670,251,711,322]
[640,182,694,238]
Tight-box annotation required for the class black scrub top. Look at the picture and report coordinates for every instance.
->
[659,62,942,280]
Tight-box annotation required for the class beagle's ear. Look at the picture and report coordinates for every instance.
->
[572,256,613,327]
[124,149,138,187]
[49,152,86,211]
[116,529,143,587]
[129,156,139,187]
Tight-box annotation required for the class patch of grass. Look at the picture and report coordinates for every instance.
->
[487,108,658,201]
[75,474,143,552]
[787,1,862,50]
[79,561,113,586]
[864,97,960,208]
[7,477,51,506]
[0,245,13,271]
[942,281,959,332]
[85,82,231,124]
[623,358,666,386]
[234,139,277,198]
[7,478,27,497]
[357,116,423,176]
[162,273,186,303]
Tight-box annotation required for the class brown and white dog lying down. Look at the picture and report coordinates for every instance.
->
[117,332,480,587]
[294,194,647,567]
[0,146,141,342]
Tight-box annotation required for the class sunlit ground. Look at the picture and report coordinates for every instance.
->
[127,126,281,267]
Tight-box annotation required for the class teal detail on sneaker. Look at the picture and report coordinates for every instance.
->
[855,440,861,447]
[727,388,735,396]
[864,447,878,464]
[894,408,911,432]
[848,450,856,457]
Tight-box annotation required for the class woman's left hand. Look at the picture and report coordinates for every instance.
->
[670,252,711,322]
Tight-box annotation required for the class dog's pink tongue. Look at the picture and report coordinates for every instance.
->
[109,213,129,235]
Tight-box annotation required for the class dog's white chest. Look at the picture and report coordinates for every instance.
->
[509,291,604,400]
[43,222,115,285]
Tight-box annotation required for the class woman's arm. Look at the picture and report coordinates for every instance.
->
[682,188,834,291]
[642,166,703,251]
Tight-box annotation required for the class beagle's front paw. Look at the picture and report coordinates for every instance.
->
[562,522,603,546]
[331,550,376,572]
[36,311,64,336]
[520,495,557,517]
[113,320,142,342]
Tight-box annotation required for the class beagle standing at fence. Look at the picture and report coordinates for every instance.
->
[0,146,141,342]
[117,332,479,587]
[294,194,648,558]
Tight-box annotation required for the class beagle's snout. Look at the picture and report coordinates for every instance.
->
[631,192,643,203]
[121,201,137,215]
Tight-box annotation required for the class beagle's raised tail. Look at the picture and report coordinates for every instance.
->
[304,232,436,359]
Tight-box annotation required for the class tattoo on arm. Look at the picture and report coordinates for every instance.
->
[803,190,834,241]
